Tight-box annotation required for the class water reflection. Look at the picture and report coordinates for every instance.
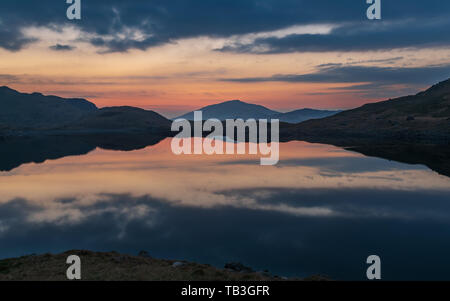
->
[0,139,450,280]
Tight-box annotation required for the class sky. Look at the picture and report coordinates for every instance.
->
[0,0,449,118]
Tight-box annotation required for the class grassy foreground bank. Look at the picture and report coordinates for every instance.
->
[0,250,328,281]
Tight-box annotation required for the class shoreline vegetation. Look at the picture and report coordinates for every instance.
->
[0,250,329,281]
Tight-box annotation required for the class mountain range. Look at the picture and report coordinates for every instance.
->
[1,79,449,145]
[0,86,170,133]
[0,87,340,132]
[175,99,340,123]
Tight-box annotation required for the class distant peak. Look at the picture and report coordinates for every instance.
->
[0,86,17,93]
[225,99,244,103]
[102,106,147,112]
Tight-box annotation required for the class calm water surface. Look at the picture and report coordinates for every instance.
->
[1,139,450,280]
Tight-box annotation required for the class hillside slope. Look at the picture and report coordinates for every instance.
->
[64,106,171,132]
[272,108,341,123]
[290,79,450,143]
[0,87,171,134]
[0,86,97,130]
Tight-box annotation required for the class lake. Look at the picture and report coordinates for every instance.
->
[1,138,450,280]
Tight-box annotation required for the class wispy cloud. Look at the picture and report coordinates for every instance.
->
[220,63,450,98]
[221,64,450,84]
[218,19,450,54]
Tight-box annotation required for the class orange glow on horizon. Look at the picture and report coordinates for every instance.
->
[1,34,446,117]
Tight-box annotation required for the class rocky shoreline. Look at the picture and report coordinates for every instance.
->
[0,250,329,281]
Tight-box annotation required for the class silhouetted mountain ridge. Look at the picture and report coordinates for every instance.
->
[289,78,450,143]
[64,106,171,132]
[176,100,278,120]
[0,86,97,130]
[271,108,342,123]
[1,79,449,144]
[176,99,340,123]
[0,87,171,133]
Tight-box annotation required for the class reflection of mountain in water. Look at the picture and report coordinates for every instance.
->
[1,133,449,178]
[346,144,450,178]
[0,134,166,172]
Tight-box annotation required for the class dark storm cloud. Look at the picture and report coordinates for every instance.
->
[0,0,449,53]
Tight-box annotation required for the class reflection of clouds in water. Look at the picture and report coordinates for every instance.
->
[0,162,448,209]
[221,187,450,221]
[0,141,449,279]
[272,156,429,173]
[0,192,338,233]
[0,195,160,240]
[0,221,9,235]
[29,198,154,226]
[1,191,450,280]
[0,140,449,229]
[1,186,450,237]
[318,171,405,182]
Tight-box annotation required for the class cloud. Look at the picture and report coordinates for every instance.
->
[0,74,169,87]
[0,29,36,51]
[221,64,450,84]
[345,57,404,65]
[0,74,19,82]
[89,36,168,54]
[0,0,449,53]
[49,44,76,51]
[218,18,450,54]
[221,63,450,98]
